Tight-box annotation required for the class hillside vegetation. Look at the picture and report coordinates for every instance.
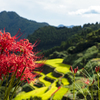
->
[42,23,100,57]
[0,11,49,38]
[28,22,100,50]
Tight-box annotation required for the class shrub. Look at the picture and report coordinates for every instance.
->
[49,51,67,59]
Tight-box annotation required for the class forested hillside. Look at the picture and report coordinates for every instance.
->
[28,22,100,51]
[28,25,82,50]
[41,22,100,57]
[0,11,49,38]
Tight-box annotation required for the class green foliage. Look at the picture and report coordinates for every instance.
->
[0,86,5,100]
[28,25,82,50]
[48,51,67,59]
[63,45,99,70]
[0,86,19,100]
[63,53,83,65]
[84,59,99,75]
[67,46,76,54]
[76,88,91,99]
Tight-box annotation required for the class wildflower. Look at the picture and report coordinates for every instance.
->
[70,66,73,72]
[84,79,90,85]
[95,66,100,72]
[70,66,78,74]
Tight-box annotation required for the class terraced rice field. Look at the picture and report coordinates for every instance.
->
[14,58,70,100]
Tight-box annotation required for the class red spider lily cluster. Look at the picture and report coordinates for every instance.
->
[0,29,44,83]
[70,66,78,74]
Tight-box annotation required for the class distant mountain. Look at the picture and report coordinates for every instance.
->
[58,24,65,27]
[58,24,74,28]
[0,11,49,38]
[67,25,74,28]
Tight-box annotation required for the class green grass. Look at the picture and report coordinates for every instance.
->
[45,58,63,66]
[61,78,69,86]
[52,87,68,100]
[46,58,70,74]
[14,87,48,100]
[55,66,70,74]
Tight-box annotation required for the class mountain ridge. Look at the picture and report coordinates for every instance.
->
[0,11,49,38]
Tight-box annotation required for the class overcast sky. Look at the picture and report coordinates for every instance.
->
[1,0,100,26]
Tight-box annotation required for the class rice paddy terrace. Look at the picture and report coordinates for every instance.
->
[14,58,71,100]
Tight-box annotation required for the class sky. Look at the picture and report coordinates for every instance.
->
[1,0,100,26]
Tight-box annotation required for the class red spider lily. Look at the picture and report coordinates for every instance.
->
[70,66,73,72]
[70,66,78,74]
[0,29,44,83]
[84,79,90,85]
[95,66,100,73]
[84,79,95,86]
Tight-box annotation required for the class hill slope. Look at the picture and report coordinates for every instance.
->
[28,22,100,50]
[28,25,82,50]
[0,11,49,38]
[42,23,100,57]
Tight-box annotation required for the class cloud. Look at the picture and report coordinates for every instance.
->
[68,6,100,16]
[84,10,100,14]
[35,0,68,14]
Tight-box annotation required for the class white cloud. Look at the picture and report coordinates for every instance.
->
[68,6,100,16]
[35,0,68,14]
